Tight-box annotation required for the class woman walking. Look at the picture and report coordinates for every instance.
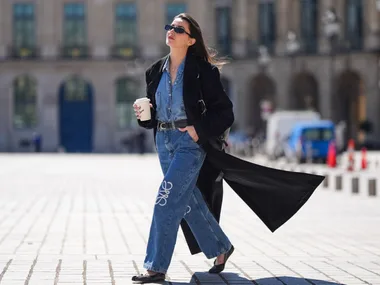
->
[132,13,235,283]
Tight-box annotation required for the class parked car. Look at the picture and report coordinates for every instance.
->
[265,110,321,160]
[284,120,335,164]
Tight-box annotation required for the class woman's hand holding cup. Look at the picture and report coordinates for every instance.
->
[133,104,142,120]
[133,98,152,121]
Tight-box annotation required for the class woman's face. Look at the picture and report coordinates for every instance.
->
[166,18,196,49]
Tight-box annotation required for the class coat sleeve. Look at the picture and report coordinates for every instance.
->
[137,69,157,129]
[193,65,234,145]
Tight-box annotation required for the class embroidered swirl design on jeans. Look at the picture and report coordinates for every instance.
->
[155,180,173,206]
[184,206,191,216]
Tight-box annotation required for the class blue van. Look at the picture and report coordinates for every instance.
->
[284,120,335,163]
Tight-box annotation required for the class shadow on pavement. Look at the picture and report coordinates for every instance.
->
[168,272,343,285]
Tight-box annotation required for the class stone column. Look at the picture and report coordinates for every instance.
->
[275,0,290,55]
[192,0,213,45]
[188,0,207,29]
[1,0,13,58]
[138,0,164,58]
[88,0,113,59]
[291,0,301,35]
[38,0,58,58]
[365,0,380,50]
[54,0,64,51]
[37,72,61,152]
[366,56,380,137]
[318,58,333,120]
[0,0,5,58]
[267,58,289,110]
[87,64,118,152]
[233,0,248,58]
[233,69,253,133]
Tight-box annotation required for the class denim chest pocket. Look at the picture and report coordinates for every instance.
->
[155,91,161,110]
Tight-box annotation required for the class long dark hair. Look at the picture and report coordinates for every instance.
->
[174,13,228,69]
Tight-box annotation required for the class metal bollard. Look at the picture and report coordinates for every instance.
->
[351,177,359,194]
[369,179,377,196]
[335,175,342,191]
[306,141,313,164]
[323,174,329,188]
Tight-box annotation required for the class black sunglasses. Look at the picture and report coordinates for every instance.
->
[165,24,192,37]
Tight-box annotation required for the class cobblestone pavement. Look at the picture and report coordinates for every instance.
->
[0,154,379,285]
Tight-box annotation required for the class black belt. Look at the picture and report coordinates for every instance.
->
[157,120,188,131]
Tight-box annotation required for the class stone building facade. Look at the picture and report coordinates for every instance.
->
[0,0,379,152]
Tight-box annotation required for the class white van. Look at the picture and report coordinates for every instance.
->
[265,110,321,160]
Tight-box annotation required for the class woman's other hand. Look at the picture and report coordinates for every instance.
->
[178,125,199,142]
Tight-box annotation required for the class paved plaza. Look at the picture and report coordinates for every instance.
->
[0,154,379,285]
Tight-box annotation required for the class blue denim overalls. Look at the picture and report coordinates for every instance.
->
[143,57,232,273]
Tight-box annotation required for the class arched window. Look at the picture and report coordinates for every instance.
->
[116,78,140,129]
[13,75,37,129]
[63,76,88,101]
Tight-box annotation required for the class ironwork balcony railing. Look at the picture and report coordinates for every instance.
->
[345,34,363,51]
[60,45,90,59]
[300,38,318,55]
[110,45,139,59]
[8,45,39,59]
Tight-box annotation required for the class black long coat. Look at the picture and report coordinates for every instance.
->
[138,53,324,255]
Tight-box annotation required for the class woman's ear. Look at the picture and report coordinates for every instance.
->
[189,38,196,46]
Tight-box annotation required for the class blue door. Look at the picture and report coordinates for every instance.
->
[59,77,93,153]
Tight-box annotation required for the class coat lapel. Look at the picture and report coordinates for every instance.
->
[147,55,168,106]
[183,55,199,109]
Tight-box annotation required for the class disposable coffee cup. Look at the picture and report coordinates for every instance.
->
[134,98,151,121]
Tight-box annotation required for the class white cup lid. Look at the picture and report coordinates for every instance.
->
[135,98,150,103]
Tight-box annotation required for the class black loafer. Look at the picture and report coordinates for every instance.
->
[131,272,165,283]
[209,245,235,274]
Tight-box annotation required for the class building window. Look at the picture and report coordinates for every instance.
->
[215,6,232,56]
[63,3,88,57]
[12,3,36,58]
[166,3,187,24]
[64,77,88,101]
[113,2,138,58]
[300,0,318,54]
[346,0,363,50]
[13,75,38,129]
[258,1,276,53]
[116,78,140,129]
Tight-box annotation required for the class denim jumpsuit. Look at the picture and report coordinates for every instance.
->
[143,57,232,273]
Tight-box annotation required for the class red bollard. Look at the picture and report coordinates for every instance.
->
[327,141,337,168]
[347,139,355,171]
[361,147,367,170]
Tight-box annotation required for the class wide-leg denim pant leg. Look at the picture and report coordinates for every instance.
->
[182,185,232,259]
[143,130,231,273]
